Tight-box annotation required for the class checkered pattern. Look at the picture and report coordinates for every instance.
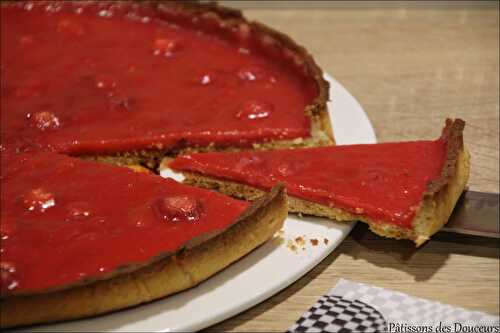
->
[288,295,387,333]
[288,279,499,333]
[331,279,500,326]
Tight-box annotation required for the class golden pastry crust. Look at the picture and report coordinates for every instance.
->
[0,185,288,328]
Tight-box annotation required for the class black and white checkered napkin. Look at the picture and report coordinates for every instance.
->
[288,279,499,333]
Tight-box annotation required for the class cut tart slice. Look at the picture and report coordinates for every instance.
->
[0,151,287,328]
[1,1,332,168]
[169,119,470,246]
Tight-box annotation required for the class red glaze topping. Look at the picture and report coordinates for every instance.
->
[0,151,249,295]
[1,2,316,154]
[170,139,448,228]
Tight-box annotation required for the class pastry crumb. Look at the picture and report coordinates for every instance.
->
[287,236,307,252]
[295,236,305,247]
[286,235,325,252]
[286,239,298,252]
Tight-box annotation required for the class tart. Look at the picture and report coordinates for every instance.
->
[0,0,323,327]
[1,1,333,168]
[169,119,470,246]
[0,151,287,328]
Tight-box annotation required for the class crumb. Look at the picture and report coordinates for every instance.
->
[295,236,305,247]
[276,229,284,237]
[323,238,329,245]
[310,238,319,246]
[286,239,298,252]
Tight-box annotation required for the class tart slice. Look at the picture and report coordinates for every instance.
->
[168,119,470,246]
[0,151,287,328]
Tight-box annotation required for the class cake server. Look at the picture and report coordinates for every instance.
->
[442,190,499,238]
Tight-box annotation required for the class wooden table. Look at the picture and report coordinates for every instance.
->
[209,2,499,331]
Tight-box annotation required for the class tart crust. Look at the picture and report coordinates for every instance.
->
[0,185,287,328]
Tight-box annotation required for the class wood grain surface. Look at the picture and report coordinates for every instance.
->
[207,2,499,332]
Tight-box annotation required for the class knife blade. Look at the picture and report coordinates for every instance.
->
[442,190,499,238]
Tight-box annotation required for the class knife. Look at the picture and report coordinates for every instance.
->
[442,190,499,238]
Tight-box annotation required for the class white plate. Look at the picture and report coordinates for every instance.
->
[27,74,376,332]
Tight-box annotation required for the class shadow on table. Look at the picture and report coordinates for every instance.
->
[206,223,499,331]
[342,222,499,282]
[340,189,499,281]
